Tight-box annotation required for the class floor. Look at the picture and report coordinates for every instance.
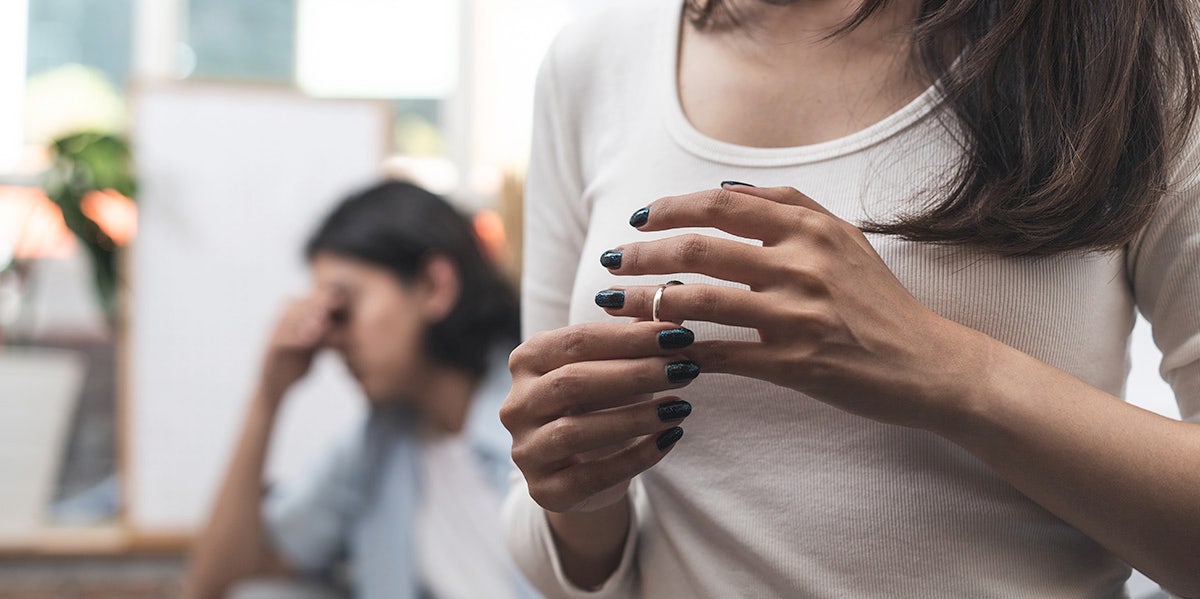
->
[0,556,184,598]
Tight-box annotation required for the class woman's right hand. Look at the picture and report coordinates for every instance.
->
[501,321,699,513]
[257,291,342,409]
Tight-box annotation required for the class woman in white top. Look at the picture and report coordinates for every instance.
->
[185,181,536,599]
[500,0,1200,597]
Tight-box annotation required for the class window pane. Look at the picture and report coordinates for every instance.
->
[187,0,295,82]
[26,0,132,85]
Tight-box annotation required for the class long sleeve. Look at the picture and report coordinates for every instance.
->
[519,31,588,340]
[502,32,643,598]
[262,420,365,573]
[1128,127,1200,423]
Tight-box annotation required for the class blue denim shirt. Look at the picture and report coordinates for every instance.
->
[263,348,537,599]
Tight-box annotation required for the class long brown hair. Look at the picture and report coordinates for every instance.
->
[688,0,1200,257]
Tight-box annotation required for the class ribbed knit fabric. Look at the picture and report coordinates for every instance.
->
[503,1,1200,597]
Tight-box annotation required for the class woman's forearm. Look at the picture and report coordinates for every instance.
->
[183,391,283,599]
[936,331,1200,598]
[545,498,631,589]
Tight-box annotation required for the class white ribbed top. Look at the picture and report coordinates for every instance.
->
[505,1,1200,597]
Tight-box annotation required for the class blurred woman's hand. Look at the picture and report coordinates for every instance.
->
[501,321,699,513]
[596,184,989,430]
[257,291,343,409]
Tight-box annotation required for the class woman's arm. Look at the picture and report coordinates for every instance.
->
[597,183,1200,597]
[544,502,631,588]
[936,336,1200,598]
[504,24,651,597]
[183,390,289,599]
[184,294,336,598]
[502,322,691,597]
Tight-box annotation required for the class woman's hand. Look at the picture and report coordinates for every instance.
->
[257,291,343,409]
[596,184,988,430]
[501,321,699,513]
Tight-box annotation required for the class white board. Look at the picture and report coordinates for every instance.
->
[128,82,388,533]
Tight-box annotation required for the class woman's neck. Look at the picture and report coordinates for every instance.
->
[409,360,479,435]
[718,1,918,45]
[680,0,927,147]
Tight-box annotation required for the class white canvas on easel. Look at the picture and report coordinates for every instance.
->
[128,82,389,535]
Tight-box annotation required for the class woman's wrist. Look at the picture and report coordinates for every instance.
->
[912,318,1009,437]
[545,497,631,589]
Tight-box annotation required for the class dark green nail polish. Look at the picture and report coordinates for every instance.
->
[629,207,650,228]
[721,180,756,188]
[656,426,684,451]
[600,250,622,269]
[657,400,692,422]
[658,327,694,350]
[595,290,625,308]
[666,360,700,383]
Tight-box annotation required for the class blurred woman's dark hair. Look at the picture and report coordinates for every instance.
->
[306,180,519,376]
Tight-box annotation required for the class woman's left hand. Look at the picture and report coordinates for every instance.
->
[597,184,992,430]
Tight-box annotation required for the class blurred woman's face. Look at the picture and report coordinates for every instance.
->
[309,252,429,404]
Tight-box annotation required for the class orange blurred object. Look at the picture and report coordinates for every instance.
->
[81,189,138,246]
[473,208,507,263]
[0,186,77,261]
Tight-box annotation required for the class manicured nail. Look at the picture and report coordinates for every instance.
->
[657,400,692,422]
[721,180,756,188]
[629,207,650,228]
[658,327,694,350]
[600,250,622,269]
[656,426,684,451]
[666,360,700,383]
[595,289,625,308]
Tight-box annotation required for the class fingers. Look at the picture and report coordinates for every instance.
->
[719,183,839,218]
[595,283,775,329]
[522,357,701,420]
[720,183,876,253]
[682,339,778,382]
[528,426,684,512]
[628,187,811,246]
[520,396,692,468]
[511,320,699,375]
[601,234,773,287]
[275,298,330,349]
[627,185,870,255]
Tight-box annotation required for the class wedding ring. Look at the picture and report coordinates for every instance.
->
[652,280,684,323]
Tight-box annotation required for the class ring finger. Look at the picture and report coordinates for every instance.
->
[596,283,773,329]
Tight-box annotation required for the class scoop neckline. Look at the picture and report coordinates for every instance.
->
[659,0,944,167]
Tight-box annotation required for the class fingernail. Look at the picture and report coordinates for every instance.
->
[656,426,684,451]
[629,207,650,228]
[721,180,756,188]
[658,327,694,350]
[666,360,700,383]
[657,400,692,422]
[600,250,623,269]
[594,289,625,308]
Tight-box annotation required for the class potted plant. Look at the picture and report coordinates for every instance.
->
[42,131,137,323]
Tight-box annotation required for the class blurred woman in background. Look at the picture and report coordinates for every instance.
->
[185,181,534,599]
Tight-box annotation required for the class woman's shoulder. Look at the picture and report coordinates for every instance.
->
[543,0,672,85]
